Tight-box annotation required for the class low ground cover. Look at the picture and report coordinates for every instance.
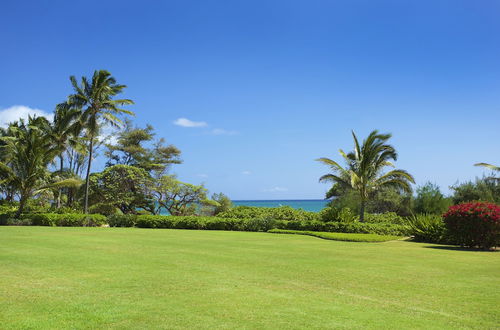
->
[0,227,498,329]
[268,229,402,242]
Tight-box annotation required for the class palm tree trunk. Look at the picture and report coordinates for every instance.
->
[16,191,28,218]
[84,137,94,214]
[57,154,63,208]
[359,199,365,222]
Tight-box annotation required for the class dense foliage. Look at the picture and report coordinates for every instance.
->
[405,214,447,243]
[218,205,318,221]
[87,165,152,215]
[443,202,499,249]
[413,182,452,215]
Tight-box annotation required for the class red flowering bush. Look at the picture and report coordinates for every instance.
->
[443,202,500,250]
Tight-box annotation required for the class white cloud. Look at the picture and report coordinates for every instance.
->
[197,173,208,178]
[98,124,120,145]
[264,186,288,192]
[211,128,238,135]
[241,170,252,175]
[173,118,207,128]
[0,105,53,127]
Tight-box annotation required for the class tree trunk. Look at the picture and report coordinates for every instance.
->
[57,154,63,208]
[16,192,28,218]
[359,199,365,222]
[84,137,94,214]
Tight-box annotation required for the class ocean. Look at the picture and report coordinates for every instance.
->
[232,199,328,212]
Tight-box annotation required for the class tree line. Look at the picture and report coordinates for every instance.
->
[0,70,231,217]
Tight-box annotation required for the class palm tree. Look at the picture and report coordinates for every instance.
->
[316,130,415,222]
[474,162,500,182]
[474,163,500,172]
[62,70,134,213]
[0,117,59,217]
[49,105,82,208]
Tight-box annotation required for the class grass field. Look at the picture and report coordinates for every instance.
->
[1,227,498,329]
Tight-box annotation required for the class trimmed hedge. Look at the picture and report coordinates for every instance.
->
[268,229,402,242]
[117,215,409,235]
[1,211,409,236]
[363,212,405,225]
[134,215,276,232]
[21,213,107,227]
[218,206,319,221]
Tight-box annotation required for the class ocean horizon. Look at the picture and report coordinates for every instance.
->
[232,199,328,212]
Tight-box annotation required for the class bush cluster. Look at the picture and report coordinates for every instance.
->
[218,206,319,221]
[134,215,276,232]
[21,213,107,227]
[405,214,447,243]
[363,212,405,225]
[443,202,499,250]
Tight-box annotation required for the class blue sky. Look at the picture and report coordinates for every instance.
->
[1,0,499,200]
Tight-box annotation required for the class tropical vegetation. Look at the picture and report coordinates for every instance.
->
[0,70,499,251]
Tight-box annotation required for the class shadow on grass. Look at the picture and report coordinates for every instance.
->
[423,245,498,252]
[403,239,498,252]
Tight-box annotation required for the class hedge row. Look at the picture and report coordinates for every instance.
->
[218,206,319,221]
[0,213,107,227]
[108,215,409,235]
[0,212,410,236]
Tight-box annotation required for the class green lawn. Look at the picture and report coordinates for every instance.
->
[0,227,498,329]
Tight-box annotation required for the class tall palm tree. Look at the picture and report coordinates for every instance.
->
[49,105,82,208]
[316,130,415,222]
[62,70,134,213]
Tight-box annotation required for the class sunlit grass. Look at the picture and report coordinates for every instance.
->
[0,227,498,329]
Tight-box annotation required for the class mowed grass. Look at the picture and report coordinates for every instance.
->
[0,227,498,329]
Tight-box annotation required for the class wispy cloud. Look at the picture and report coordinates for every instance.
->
[211,128,238,135]
[241,170,252,175]
[173,117,207,128]
[197,173,209,178]
[0,105,53,127]
[264,186,288,192]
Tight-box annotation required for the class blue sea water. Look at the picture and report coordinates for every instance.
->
[232,200,328,212]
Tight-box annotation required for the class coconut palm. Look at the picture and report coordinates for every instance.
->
[62,70,134,213]
[49,105,82,207]
[0,117,60,217]
[317,130,415,222]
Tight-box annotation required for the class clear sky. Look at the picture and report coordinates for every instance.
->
[1,0,499,200]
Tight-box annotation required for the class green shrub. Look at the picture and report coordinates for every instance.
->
[405,214,447,243]
[0,212,17,225]
[363,212,405,225]
[107,214,138,227]
[319,207,357,222]
[268,229,402,242]
[134,215,276,232]
[22,213,107,227]
[218,206,319,221]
